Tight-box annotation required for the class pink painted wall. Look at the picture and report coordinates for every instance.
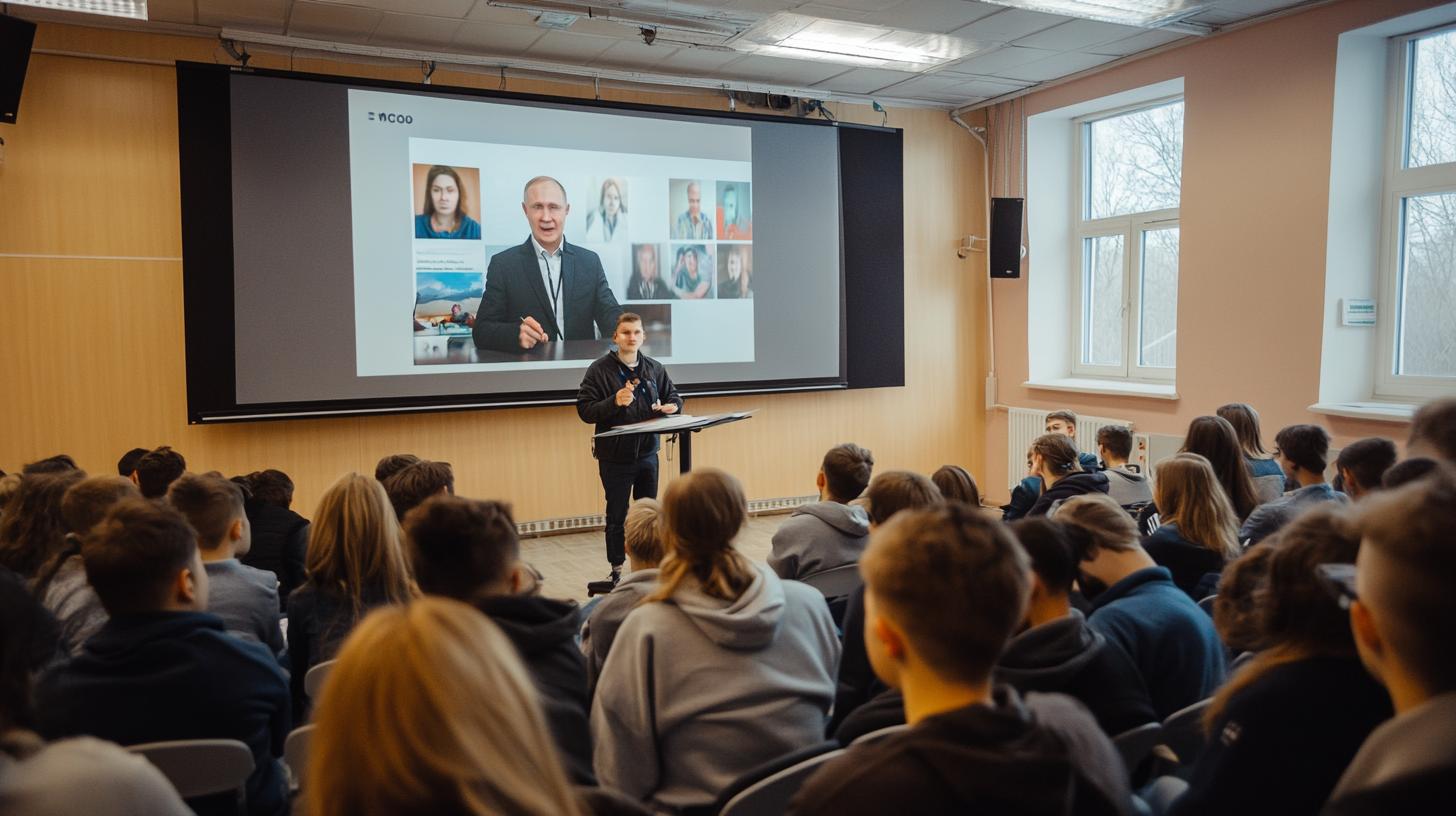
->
[985,0,1447,501]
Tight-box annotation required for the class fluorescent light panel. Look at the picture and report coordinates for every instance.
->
[736,13,989,72]
[980,0,1208,27]
[6,0,147,20]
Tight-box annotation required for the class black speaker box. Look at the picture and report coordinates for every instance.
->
[0,15,37,125]
[989,197,1024,279]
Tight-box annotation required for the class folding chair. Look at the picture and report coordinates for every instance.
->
[1112,722,1163,773]
[799,564,862,598]
[850,722,910,746]
[304,659,336,701]
[1161,698,1214,766]
[712,741,844,816]
[128,738,254,802]
[284,724,316,791]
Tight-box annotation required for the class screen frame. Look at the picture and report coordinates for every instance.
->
[178,61,894,424]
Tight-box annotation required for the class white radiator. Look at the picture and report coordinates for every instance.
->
[1005,407,1135,489]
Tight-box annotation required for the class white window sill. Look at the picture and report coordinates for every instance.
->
[1308,401,1415,423]
[1023,377,1178,400]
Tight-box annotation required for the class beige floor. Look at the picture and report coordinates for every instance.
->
[522,512,785,603]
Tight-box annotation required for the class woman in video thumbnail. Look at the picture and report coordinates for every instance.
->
[718,244,752,299]
[583,178,628,243]
[626,243,675,301]
[414,165,482,240]
[672,246,712,299]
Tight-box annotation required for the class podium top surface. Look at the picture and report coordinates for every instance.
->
[592,411,754,438]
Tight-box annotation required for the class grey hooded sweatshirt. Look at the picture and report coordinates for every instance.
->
[768,501,871,580]
[1103,467,1153,507]
[592,560,841,813]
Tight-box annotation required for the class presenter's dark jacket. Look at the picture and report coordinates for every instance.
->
[474,238,622,352]
[577,352,682,463]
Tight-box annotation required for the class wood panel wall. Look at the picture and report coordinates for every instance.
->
[0,23,989,520]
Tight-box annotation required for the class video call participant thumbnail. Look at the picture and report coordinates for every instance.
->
[583,178,628,243]
[718,182,751,240]
[671,179,713,239]
[718,245,752,300]
[413,165,481,240]
[672,245,713,300]
[473,176,623,352]
[626,244,674,301]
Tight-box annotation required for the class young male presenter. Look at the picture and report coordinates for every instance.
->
[576,312,683,594]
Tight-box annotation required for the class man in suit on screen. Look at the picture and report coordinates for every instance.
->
[473,176,622,353]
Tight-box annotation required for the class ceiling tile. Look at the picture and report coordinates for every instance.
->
[942,45,1056,76]
[952,7,1067,43]
[954,76,1034,99]
[198,0,288,33]
[813,66,920,94]
[591,39,680,70]
[1086,28,1188,56]
[717,53,852,86]
[857,0,1003,34]
[994,49,1118,82]
[651,46,751,74]
[147,0,197,25]
[524,30,618,63]
[310,0,475,16]
[288,0,383,40]
[1208,0,1312,18]
[1011,19,1144,51]
[450,20,545,55]
[559,16,639,38]
[463,4,537,25]
[369,12,463,47]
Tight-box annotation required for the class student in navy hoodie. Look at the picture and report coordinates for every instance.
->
[1027,434,1110,518]
[35,499,290,816]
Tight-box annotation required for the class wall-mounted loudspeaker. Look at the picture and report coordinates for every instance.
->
[0,15,37,125]
[989,197,1024,279]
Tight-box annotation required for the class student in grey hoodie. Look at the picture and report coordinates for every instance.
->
[581,498,666,690]
[769,443,874,580]
[593,469,840,813]
[1096,426,1152,509]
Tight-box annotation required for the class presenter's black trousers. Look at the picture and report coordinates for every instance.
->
[599,453,659,567]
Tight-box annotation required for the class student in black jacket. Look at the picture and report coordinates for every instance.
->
[1141,454,1242,600]
[576,312,682,591]
[402,493,595,785]
[236,470,309,611]
[1027,434,1110,517]
[35,499,291,816]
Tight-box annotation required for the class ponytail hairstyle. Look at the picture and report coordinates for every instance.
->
[1154,453,1241,561]
[1030,433,1084,479]
[648,469,756,604]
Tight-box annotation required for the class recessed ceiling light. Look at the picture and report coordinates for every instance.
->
[6,0,147,21]
[979,0,1208,27]
[734,13,990,72]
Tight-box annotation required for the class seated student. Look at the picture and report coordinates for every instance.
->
[1218,402,1288,503]
[0,568,192,816]
[1211,545,1276,658]
[1334,438,1397,501]
[167,474,286,663]
[236,470,309,611]
[21,455,79,475]
[373,452,421,483]
[0,469,86,578]
[35,499,291,816]
[1381,456,1438,489]
[132,446,185,500]
[1142,454,1241,600]
[33,476,139,655]
[1323,465,1456,814]
[1240,424,1348,545]
[1096,426,1152,509]
[1058,493,1227,719]
[1406,396,1456,462]
[1165,508,1392,816]
[1145,416,1262,534]
[1004,410,1102,521]
[286,473,417,719]
[769,443,873,580]
[403,494,594,785]
[593,469,840,813]
[931,464,981,506]
[306,599,615,816]
[116,447,149,479]
[581,498,665,690]
[792,504,1130,816]
[382,459,454,521]
[1027,434,1110,517]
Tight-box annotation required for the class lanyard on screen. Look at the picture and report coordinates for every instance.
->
[542,250,562,340]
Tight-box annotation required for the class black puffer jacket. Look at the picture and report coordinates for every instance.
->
[576,352,683,463]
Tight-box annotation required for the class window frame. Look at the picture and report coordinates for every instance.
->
[1375,25,1456,401]
[1070,95,1183,383]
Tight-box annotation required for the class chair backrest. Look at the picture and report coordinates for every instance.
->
[128,739,254,799]
[1197,594,1218,616]
[718,746,846,816]
[1111,722,1163,773]
[799,563,862,598]
[284,724,316,790]
[850,723,910,746]
[1161,697,1214,765]
[304,659,336,700]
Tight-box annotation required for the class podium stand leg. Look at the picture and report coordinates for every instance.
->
[678,430,693,475]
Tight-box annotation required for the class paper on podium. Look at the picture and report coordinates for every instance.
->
[593,410,755,438]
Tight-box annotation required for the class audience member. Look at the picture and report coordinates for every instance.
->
[931,464,982,507]
[768,443,873,580]
[1166,507,1391,814]
[382,459,454,520]
[1217,402,1287,502]
[1380,456,1438,489]
[1174,416,1262,524]
[167,474,286,662]
[237,469,309,609]
[792,504,1130,816]
[1142,454,1241,599]
[1059,494,1226,718]
[116,448,149,479]
[286,473,417,718]
[21,455,79,475]
[1097,426,1152,508]
[1334,438,1397,501]
[132,447,185,500]
[35,499,290,816]
[1323,465,1456,813]
[593,469,839,813]
[1211,545,1276,656]
[1406,396,1456,462]
[32,476,138,654]
[0,475,19,523]
[372,452,421,484]
[306,598,599,816]
[581,498,665,688]
[0,568,191,816]
[1240,424,1347,545]
[1027,434,1109,517]
[1004,410,1101,520]
[403,494,594,785]
[0,470,86,578]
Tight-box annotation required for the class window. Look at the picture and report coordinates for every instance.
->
[1073,98,1184,381]
[1379,27,1456,399]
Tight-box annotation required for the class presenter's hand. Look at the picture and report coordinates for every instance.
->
[615,379,639,407]
[518,316,549,349]
[653,402,678,415]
